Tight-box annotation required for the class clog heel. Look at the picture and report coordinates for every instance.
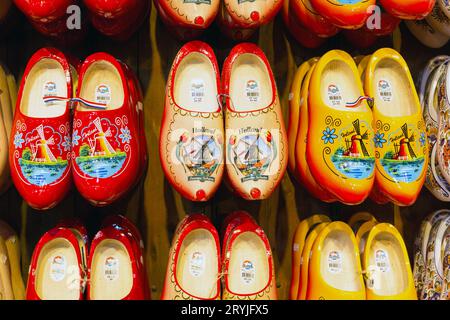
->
[290,214,330,300]
[306,221,366,300]
[365,48,428,206]
[223,43,288,200]
[307,50,375,205]
[363,223,417,300]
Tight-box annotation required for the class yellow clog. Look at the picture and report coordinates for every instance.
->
[355,220,378,258]
[365,48,428,206]
[363,223,417,300]
[295,60,336,202]
[307,50,375,205]
[288,58,317,175]
[306,221,366,300]
[298,222,329,300]
[348,211,377,234]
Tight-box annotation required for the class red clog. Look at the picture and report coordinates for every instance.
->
[9,48,73,210]
[161,214,221,300]
[290,0,339,38]
[379,0,435,19]
[26,227,85,300]
[221,211,256,256]
[86,224,147,300]
[71,53,140,206]
[159,41,224,202]
[84,0,150,40]
[221,216,277,299]
[310,0,376,29]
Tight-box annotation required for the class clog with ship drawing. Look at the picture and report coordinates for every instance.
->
[379,0,435,19]
[363,223,417,300]
[364,48,428,206]
[9,48,73,210]
[306,50,375,205]
[306,221,366,300]
[223,43,288,200]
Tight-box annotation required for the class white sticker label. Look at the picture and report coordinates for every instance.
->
[43,81,57,98]
[50,255,66,282]
[189,252,205,277]
[377,80,393,102]
[327,84,343,106]
[375,249,390,272]
[241,260,255,284]
[246,80,260,102]
[95,84,111,105]
[328,251,343,273]
[191,79,205,103]
[104,256,119,281]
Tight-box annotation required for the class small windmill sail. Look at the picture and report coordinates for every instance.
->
[352,119,369,157]
[400,123,416,159]
[93,117,116,156]
[33,124,57,162]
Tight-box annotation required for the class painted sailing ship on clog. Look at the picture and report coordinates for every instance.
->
[365,48,428,206]
[9,48,72,210]
[160,41,224,202]
[223,43,287,200]
[379,0,435,19]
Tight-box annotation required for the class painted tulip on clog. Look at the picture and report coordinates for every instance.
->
[363,223,417,300]
[87,224,147,300]
[307,50,375,205]
[161,214,221,300]
[379,0,435,19]
[223,43,288,200]
[290,0,339,37]
[310,0,376,29]
[222,218,277,300]
[365,48,428,206]
[295,61,336,202]
[405,19,449,49]
[223,0,283,28]
[9,48,72,210]
[160,41,224,202]
[26,227,85,300]
[71,53,140,206]
[306,222,366,300]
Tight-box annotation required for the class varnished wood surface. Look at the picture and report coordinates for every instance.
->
[0,3,449,299]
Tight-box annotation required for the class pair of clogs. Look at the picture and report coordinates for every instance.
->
[420,56,450,202]
[10,47,147,210]
[412,209,450,300]
[290,212,416,300]
[26,215,149,300]
[406,2,450,48]
[161,211,277,300]
[159,41,287,201]
[288,48,427,206]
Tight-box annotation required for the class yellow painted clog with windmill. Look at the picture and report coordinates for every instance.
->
[363,223,417,300]
[290,215,331,300]
[306,221,366,300]
[307,50,375,205]
[365,48,428,206]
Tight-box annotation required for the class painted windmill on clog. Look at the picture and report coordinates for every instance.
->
[395,124,417,160]
[31,125,57,163]
[344,119,370,158]
[88,117,116,157]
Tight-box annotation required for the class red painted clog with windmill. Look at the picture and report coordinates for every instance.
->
[71,53,140,206]
[9,48,73,210]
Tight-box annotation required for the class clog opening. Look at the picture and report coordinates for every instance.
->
[90,239,133,300]
[78,61,125,111]
[176,228,218,299]
[372,58,418,117]
[320,229,363,292]
[227,231,270,295]
[367,232,408,296]
[21,58,67,118]
[229,53,273,112]
[320,59,365,111]
[173,52,219,113]
[35,238,80,300]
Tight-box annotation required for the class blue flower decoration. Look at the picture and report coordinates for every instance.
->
[119,127,131,144]
[62,135,71,151]
[321,127,338,144]
[72,130,81,146]
[13,132,24,149]
[373,132,387,148]
[420,132,426,147]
